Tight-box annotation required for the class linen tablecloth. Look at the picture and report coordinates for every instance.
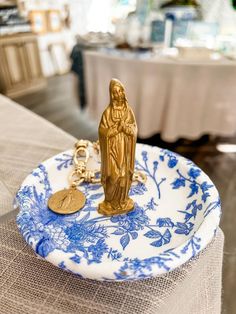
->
[0,94,224,313]
[84,50,236,141]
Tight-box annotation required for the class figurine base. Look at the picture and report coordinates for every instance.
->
[98,198,134,216]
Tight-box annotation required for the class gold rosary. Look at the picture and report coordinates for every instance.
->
[48,139,146,215]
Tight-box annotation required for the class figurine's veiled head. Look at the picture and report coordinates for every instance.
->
[109,78,127,109]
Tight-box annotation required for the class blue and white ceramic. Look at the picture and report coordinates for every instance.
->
[16,143,221,281]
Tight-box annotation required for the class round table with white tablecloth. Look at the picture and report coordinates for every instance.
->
[84,50,236,142]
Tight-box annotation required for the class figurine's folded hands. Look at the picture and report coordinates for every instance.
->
[107,123,119,137]
[118,120,125,133]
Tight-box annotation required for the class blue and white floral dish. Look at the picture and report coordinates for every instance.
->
[16,143,221,281]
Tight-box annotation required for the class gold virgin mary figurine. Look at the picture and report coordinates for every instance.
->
[98,79,137,216]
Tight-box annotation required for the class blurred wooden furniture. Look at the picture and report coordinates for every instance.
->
[0,33,46,98]
[0,0,16,6]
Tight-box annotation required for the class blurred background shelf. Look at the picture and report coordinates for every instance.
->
[0,33,46,98]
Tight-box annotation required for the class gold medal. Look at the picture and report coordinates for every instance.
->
[48,188,86,214]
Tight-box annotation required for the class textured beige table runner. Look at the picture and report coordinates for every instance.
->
[0,95,224,313]
[0,95,75,217]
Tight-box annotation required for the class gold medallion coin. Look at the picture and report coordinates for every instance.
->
[48,188,86,214]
